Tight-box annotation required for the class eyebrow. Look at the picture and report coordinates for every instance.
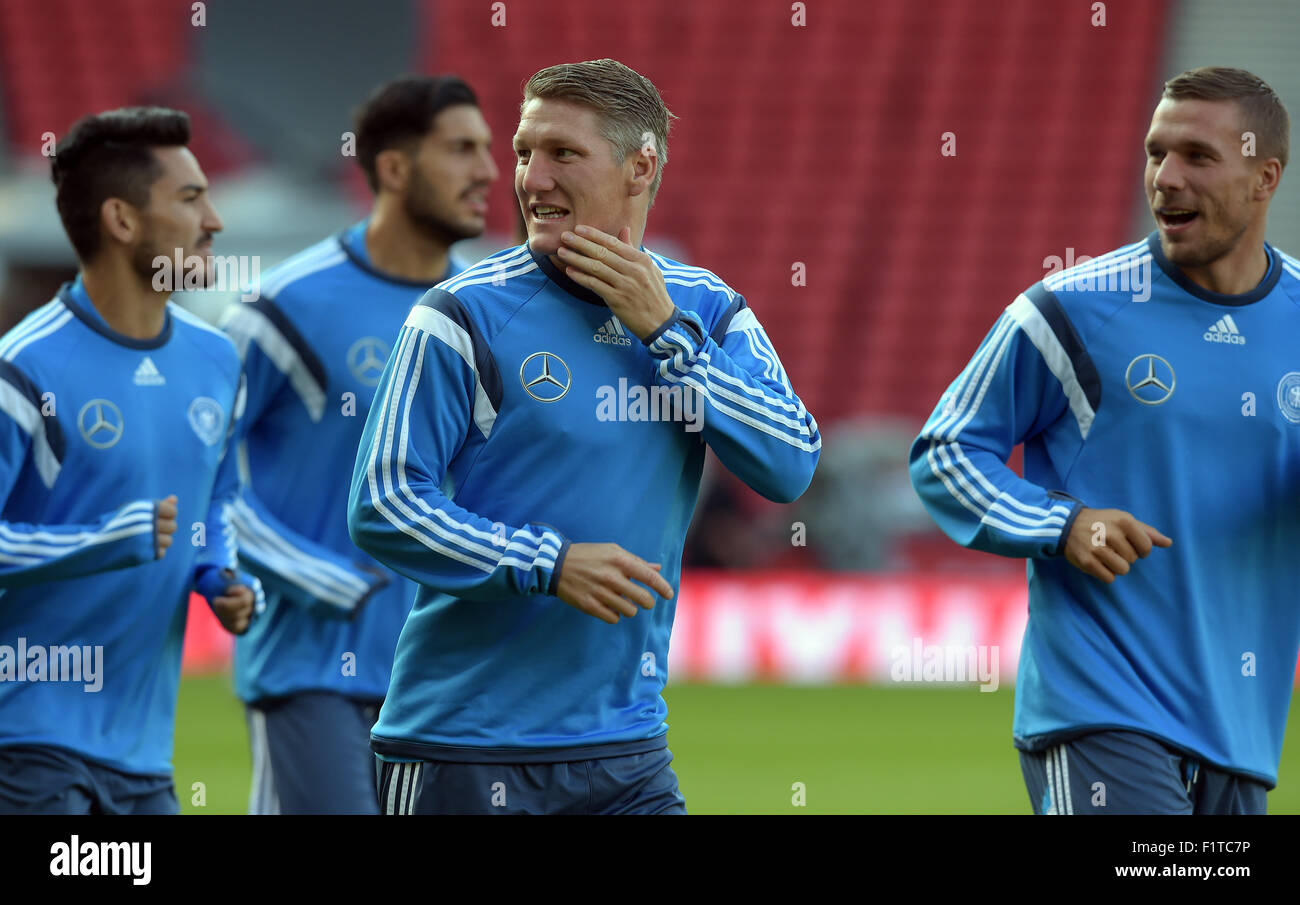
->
[1146,138,1221,156]
[177,183,207,194]
[513,129,585,150]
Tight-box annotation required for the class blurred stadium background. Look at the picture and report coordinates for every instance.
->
[1,0,1297,813]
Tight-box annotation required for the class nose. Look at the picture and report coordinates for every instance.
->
[203,199,224,235]
[519,155,555,195]
[1151,155,1185,196]
[479,148,499,184]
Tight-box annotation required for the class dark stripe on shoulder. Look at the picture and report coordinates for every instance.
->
[1024,283,1101,415]
[709,294,748,344]
[415,289,503,411]
[0,359,64,462]
[245,297,328,395]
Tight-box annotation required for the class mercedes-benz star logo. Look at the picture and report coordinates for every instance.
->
[1125,354,1176,405]
[347,336,389,387]
[519,351,572,402]
[78,398,124,449]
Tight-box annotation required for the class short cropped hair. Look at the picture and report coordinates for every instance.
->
[523,59,675,203]
[1162,67,1290,168]
[354,75,480,193]
[51,106,190,261]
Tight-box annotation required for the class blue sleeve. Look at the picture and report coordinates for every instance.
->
[643,300,821,503]
[908,294,1088,558]
[189,369,268,623]
[220,300,387,619]
[231,490,387,619]
[192,374,243,580]
[0,363,155,587]
[194,563,266,620]
[347,295,567,601]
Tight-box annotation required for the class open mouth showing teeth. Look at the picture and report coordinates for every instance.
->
[1159,208,1198,226]
[532,205,569,221]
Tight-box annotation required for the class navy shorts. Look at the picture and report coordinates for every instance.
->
[0,746,177,815]
[1019,730,1268,815]
[246,692,383,815]
[375,746,687,815]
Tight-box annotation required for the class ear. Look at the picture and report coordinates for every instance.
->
[1254,157,1283,201]
[375,148,412,194]
[627,133,659,199]
[99,197,140,248]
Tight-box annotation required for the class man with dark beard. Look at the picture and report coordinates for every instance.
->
[0,107,258,814]
[219,76,498,814]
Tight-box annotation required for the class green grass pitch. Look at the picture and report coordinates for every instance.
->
[174,675,1300,814]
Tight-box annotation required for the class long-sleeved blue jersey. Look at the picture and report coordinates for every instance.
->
[0,277,244,777]
[348,243,820,760]
[910,233,1300,786]
[220,221,466,704]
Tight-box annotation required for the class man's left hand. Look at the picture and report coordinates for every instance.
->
[558,226,675,340]
[211,584,256,635]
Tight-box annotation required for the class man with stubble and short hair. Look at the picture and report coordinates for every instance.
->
[0,106,257,814]
[912,67,1300,814]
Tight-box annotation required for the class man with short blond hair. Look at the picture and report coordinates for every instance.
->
[349,59,820,815]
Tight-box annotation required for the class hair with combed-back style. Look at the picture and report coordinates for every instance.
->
[523,59,676,203]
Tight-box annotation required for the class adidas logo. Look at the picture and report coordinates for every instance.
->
[593,316,633,348]
[133,356,166,386]
[1203,314,1246,345]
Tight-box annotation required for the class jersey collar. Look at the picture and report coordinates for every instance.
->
[335,219,455,289]
[59,276,173,350]
[528,243,608,307]
[1146,231,1280,307]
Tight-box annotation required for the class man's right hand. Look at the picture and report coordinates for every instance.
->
[554,542,675,624]
[1064,506,1172,583]
[155,495,178,560]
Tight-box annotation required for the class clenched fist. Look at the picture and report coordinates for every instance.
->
[154,495,178,560]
